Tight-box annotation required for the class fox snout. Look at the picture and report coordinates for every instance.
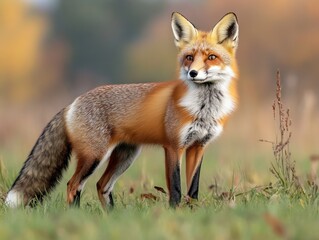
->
[189,70,198,78]
[186,66,208,82]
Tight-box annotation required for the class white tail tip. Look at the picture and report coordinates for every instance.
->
[5,190,23,208]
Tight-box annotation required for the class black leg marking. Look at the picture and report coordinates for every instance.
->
[169,164,181,208]
[187,159,202,199]
[102,187,114,209]
[80,160,99,182]
[108,192,114,208]
[72,190,81,207]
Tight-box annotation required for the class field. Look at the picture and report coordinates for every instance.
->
[1,79,319,240]
[1,1,319,239]
[1,149,319,240]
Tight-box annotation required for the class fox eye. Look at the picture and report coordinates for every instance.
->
[208,54,217,60]
[185,55,194,61]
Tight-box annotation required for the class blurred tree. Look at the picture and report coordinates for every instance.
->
[0,0,48,102]
[53,0,164,86]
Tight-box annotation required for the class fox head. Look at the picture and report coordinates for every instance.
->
[171,12,239,84]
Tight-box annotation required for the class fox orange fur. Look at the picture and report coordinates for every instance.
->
[6,12,239,208]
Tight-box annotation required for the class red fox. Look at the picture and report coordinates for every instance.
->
[5,12,239,208]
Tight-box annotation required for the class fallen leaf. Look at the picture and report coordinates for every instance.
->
[219,192,230,200]
[140,193,158,201]
[264,212,287,238]
[154,186,166,194]
[208,184,217,190]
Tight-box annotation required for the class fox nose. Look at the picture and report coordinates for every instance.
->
[189,70,198,78]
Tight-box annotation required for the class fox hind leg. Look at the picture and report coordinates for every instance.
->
[67,146,115,207]
[96,143,141,209]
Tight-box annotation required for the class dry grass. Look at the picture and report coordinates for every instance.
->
[260,71,297,192]
[257,70,319,205]
[0,157,8,201]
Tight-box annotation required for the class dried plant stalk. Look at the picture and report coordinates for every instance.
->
[260,70,297,191]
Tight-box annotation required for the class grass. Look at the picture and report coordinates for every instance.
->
[0,182,319,240]
[1,71,319,240]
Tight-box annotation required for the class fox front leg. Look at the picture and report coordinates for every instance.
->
[164,147,184,207]
[186,145,204,199]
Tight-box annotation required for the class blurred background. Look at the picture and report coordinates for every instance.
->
[0,0,318,189]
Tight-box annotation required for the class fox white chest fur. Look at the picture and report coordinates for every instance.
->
[179,78,235,147]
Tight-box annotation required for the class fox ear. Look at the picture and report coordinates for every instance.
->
[171,12,198,49]
[211,13,239,50]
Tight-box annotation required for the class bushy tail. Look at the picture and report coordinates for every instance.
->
[5,109,72,207]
